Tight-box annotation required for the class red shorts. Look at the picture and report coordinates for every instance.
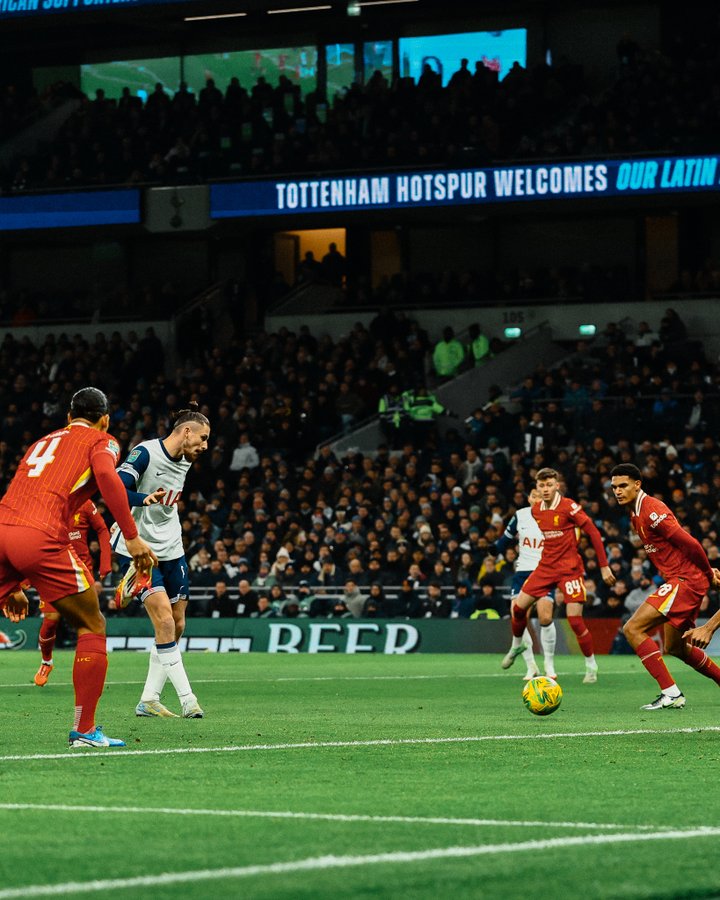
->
[646,579,704,631]
[522,566,587,604]
[0,524,92,608]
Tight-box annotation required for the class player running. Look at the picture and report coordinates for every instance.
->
[0,387,156,748]
[493,488,557,679]
[611,463,720,709]
[501,467,615,683]
[112,404,210,719]
[34,499,112,687]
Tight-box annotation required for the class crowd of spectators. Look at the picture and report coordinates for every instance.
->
[342,264,634,308]
[3,22,720,192]
[0,80,81,147]
[0,281,185,326]
[2,305,720,626]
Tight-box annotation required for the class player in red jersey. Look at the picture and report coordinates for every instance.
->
[34,499,113,687]
[611,463,720,710]
[502,467,616,683]
[0,387,157,748]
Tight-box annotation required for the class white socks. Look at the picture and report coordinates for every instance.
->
[541,623,557,675]
[142,642,193,702]
[140,646,166,703]
[521,628,537,674]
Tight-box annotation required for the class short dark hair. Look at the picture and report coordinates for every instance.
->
[69,387,108,422]
[536,467,559,481]
[172,401,210,431]
[611,463,642,481]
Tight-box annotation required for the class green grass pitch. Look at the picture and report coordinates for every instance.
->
[1,651,720,898]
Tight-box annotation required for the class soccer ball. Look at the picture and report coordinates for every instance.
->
[522,676,562,716]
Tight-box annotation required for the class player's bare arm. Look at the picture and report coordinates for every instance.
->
[143,488,167,506]
[2,589,28,622]
[683,607,720,649]
[599,565,616,587]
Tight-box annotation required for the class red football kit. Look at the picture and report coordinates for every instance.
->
[522,493,609,604]
[68,499,112,579]
[630,488,712,630]
[0,422,137,606]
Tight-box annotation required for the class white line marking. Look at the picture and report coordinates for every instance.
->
[0,827,719,898]
[0,802,664,831]
[1,726,719,763]
[0,670,652,689]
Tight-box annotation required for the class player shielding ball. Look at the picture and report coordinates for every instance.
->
[34,498,113,687]
[0,387,157,748]
[112,404,209,719]
[502,467,616,683]
[493,488,550,680]
[611,463,720,709]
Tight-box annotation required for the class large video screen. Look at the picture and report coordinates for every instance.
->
[184,48,318,97]
[363,40,393,84]
[81,57,181,101]
[326,44,356,99]
[399,29,527,84]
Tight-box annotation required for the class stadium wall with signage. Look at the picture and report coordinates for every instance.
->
[0,618,658,655]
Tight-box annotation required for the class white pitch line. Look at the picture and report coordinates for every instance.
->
[1,726,719,763]
[0,670,659,689]
[0,802,665,832]
[0,827,719,899]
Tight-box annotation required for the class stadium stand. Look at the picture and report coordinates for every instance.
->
[3,308,719,626]
[3,27,720,191]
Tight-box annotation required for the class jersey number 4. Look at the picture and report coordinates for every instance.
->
[26,437,62,478]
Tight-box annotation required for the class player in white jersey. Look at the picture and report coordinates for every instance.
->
[111,405,210,718]
[493,489,559,679]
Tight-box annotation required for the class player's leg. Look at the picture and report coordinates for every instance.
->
[566,599,598,683]
[502,590,535,669]
[521,620,539,680]
[54,587,125,746]
[142,590,202,718]
[35,604,60,686]
[623,602,685,708]
[664,621,720,687]
[171,597,202,717]
[536,597,557,679]
[10,530,124,747]
[508,572,539,678]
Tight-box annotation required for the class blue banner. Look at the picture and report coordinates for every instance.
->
[210,155,720,219]
[0,190,140,230]
[0,0,193,18]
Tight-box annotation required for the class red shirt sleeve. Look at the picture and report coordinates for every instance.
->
[569,502,609,567]
[666,526,713,583]
[88,503,113,573]
[90,448,138,541]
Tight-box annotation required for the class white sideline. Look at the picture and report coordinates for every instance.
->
[1,726,719,762]
[0,827,719,898]
[0,802,666,831]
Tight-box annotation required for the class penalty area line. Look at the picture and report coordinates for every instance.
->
[1,726,720,762]
[0,827,719,898]
[0,802,667,832]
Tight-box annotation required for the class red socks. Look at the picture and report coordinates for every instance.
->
[72,632,108,733]
[39,617,58,663]
[635,637,675,690]
[511,603,527,637]
[567,616,594,658]
[685,645,720,687]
